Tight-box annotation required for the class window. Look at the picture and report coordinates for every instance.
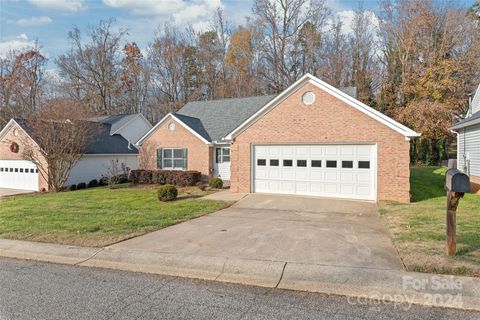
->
[311,160,322,167]
[0,168,3,172]
[283,160,293,167]
[216,147,230,163]
[257,159,266,166]
[342,161,353,168]
[158,148,187,169]
[30,169,35,173]
[326,160,337,168]
[270,159,279,166]
[14,168,18,172]
[9,168,13,172]
[358,161,370,169]
[297,160,307,167]
[20,168,23,173]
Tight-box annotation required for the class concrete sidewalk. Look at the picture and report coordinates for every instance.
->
[0,238,478,312]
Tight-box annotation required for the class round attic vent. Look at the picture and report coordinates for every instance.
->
[302,92,316,105]
[168,122,176,131]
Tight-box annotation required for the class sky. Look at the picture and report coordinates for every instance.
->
[0,0,476,68]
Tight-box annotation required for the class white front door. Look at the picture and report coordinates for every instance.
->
[214,147,231,180]
[253,144,376,200]
[0,159,39,191]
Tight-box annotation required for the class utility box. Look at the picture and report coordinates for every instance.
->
[445,168,470,193]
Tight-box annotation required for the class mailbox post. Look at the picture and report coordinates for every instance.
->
[444,169,470,256]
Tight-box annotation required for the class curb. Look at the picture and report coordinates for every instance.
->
[0,239,479,312]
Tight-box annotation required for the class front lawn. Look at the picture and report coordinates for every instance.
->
[380,167,480,276]
[0,185,229,247]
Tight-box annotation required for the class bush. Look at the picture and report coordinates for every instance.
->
[129,170,153,184]
[88,179,99,188]
[117,174,130,184]
[152,170,202,187]
[77,182,87,190]
[69,184,77,191]
[208,177,223,189]
[157,184,178,202]
[98,177,108,186]
[196,181,206,191]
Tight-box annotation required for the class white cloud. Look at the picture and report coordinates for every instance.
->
[28,0,84,13]
[336,10,379,35]
[103,0,222,25]
[11,16,53,26]
[0,34,36,58]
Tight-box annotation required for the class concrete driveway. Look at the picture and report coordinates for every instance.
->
[111,194,403,270]
[0,188,34,198]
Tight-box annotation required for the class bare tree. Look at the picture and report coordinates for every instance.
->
[20,100,99,191]
[56,19,127,114]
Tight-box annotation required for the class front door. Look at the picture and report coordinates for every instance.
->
[214,147,231,180]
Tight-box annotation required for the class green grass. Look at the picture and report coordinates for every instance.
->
[380,167,480,276]
[0,186,229,247]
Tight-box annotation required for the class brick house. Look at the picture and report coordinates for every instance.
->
[138,74,420,202]
[0,114,151,191]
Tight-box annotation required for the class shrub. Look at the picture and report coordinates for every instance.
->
[153,170,200,186]
[69,184,77,191]
[88,179,99,188]
[208,177,223,189]
[98,177,108,186]
[157,184,178,202]
[196,181,206,191]
[129,170,153,184]
[77,182,87,190]
[117,174,130,184]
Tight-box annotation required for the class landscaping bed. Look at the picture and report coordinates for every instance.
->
[379,167,480,277]
[0,185,229,247]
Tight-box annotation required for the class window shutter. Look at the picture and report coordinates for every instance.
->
[157,148,162,169]
[183,148,188,169]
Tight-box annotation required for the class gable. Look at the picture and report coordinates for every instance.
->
[225,74,420,140]
[138,114,211,146]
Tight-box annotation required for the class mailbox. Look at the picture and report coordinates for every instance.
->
[445,169,470,193]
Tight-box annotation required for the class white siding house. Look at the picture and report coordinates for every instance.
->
[451,84,480,193]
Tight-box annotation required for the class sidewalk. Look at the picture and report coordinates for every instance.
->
[0,238,478,311]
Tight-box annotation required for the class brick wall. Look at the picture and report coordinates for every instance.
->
[230,83,411,202]
[0,122,49,191]
[139,116,213,178]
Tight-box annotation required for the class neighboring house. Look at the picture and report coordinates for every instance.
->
[450,84,480,194]
[138,74,420,202]
[0,114,152,191]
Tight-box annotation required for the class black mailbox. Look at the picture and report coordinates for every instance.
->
[445,169,470,193]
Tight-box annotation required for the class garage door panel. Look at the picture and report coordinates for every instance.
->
[0,160,39,191]
[253,145,375,200]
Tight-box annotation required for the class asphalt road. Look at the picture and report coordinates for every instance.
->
[0,258,477,320]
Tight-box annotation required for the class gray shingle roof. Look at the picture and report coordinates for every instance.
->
[174,87,357,142]
[451,110,480,129]
[14,118,137,155]
[175,95,276,142]
[89,114,139,134]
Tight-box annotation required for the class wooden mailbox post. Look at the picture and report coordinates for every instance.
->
[444,168,470,256]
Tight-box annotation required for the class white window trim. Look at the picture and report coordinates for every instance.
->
[216,147,230,164]
[162,148,187,170]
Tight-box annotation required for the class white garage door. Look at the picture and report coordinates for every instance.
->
[253,145,376,200]
[0,160,39,191]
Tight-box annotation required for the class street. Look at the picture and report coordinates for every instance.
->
[0,258,477,320]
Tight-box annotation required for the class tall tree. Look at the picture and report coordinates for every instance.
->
[119,42,150,114]
[57,19,127,114]
[252,0,329,92]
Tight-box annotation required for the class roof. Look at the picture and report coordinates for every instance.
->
[450,110,480,130]
[174,95,276,142]
[3,118,137,155]
[138,75,418,145]
[89,114,141,135]
[225,74,420,140]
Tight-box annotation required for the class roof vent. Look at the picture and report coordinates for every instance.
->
[302,92,315,105]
